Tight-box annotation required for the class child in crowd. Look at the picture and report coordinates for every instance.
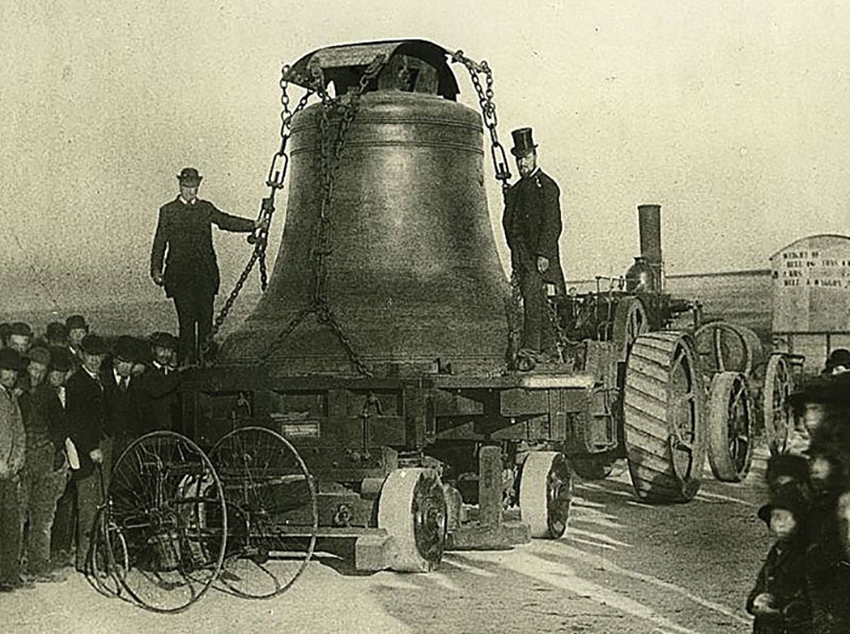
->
[747,455,812,634]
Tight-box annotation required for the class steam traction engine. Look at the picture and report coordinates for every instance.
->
[179,40,797,573]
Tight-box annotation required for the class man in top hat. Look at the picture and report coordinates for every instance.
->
[102,335,143,459]
[64,315,89,365]
[150,167,268,365]
[502,128,566,369]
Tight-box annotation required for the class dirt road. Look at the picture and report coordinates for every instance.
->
[3,455,769,634]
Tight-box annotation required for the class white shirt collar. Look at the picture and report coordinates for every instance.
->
[179,195,197,206]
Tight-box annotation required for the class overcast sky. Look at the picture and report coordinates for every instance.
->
[2,0,849,311]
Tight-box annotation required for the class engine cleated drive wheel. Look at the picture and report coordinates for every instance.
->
[624,332,707,503]
[707,371,754,482]
[519,451,572,539]
[378,468,447,572]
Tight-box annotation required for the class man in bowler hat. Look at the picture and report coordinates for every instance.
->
[502,128,565,368]
[150,167,267,365]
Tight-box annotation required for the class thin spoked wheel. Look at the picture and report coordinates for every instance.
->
[107,431,227,613]
[694,322,764,376]
[763,354,794,456]
[707,372,754,482]
[89,507,129,598]
[208,426,317,599]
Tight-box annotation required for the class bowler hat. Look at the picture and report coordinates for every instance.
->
[0,348,24,371]
[28,346,51,367]
[113,335,139,363]
[65,315,88,331]
[766,454,810,491]
[149,331,179,351]
[177,167,203,185]
[510,127,538,157]
[46,322,69,341]
[49,347,74,372]
[79,334,107,356]
[824,348,850,374]
[9,322,33,338]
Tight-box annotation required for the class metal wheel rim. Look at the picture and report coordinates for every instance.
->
[546,454,572,537]
[208,426,318,600]
[695,322,761,376]
[108,431,227,613]
[726,375,752,474]
[764,355,792,454]
[668,343,701,482]
[412,472,447,566]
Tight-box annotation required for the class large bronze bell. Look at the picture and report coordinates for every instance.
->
[220,42,510,376]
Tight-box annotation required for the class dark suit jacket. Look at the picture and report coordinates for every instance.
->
[66,368,108,478]
[150,197,255,297]
[135,363,181,435]
[101,368,142,446]
[502,169,565,289]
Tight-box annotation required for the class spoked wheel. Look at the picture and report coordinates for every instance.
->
[107,431,227,613]
[612,297,650,362]
[378,469,447,572]
[695,322,764,376]
[519,451,572,538]
[89,508,129,598]
[208,426,318,599]
[763,354,794,456]
[624,332,707,502]
[707,372,754,482]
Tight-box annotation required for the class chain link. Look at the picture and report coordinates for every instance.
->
[201,68,314,363]
[450,50,511,189]
[261,55,386,376]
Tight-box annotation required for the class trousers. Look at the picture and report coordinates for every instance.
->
[21,444,69,574]
[0,475,22,585]
[172,286,215,364]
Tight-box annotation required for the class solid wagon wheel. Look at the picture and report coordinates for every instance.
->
[694,321,764,377]
[707,372,754,482]
[611,297,650,362]
[519,451,572,538]
[624,331,707,502]
[763,354,794,456]
[107,431,227,613]
[378,469,447,572]
[208,426,318,599]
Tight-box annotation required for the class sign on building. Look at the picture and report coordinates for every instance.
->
[771,234,850,372]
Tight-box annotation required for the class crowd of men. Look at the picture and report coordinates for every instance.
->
[0,315,181,592]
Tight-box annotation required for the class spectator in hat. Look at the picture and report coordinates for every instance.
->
[137,332,182,435]
[150,166,268,365]
[747,480,812,633]
[0,348,28,591]
[0,323,11,349]
[20,347,70,582]
[823,348,850,376]
[502,128,565,370]
[64,315,88,362]
[7,322,33,357]
[45,322,70,349]
[65,334,110,572]
[102,335,142,459]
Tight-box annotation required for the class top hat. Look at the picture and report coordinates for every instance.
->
[177,167,203,186]
[757,481,809,524]
[65,315,88,331]
[113,335,140,363]
[510,127,538,157]
[0,348,24,371]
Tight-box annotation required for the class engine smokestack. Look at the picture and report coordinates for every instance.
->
[637,204,663,289]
